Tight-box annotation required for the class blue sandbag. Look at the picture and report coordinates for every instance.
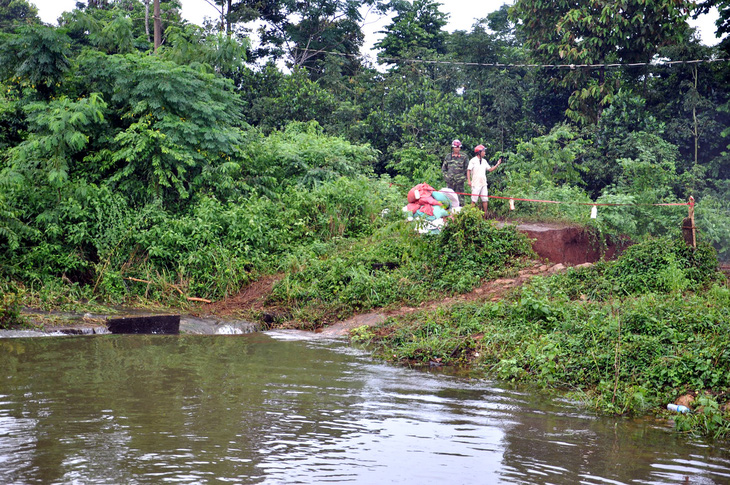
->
[432,191,451,209]
[432,206,449,219]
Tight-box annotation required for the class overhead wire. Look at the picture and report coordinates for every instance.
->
[297,48,730,70]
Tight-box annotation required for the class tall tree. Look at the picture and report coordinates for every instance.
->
[74,52,248,205]
[0,0,39,32]
[375,0,448,63]
[153,0,161,51]
[447,7,526,146]
[236,0,373,77]
[0,25,71,98]
[646,38,730,176]
[59,0,183,53]
[510,0,692,124]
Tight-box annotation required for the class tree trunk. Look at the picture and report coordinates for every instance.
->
[226,0,232,35]
[221,1,225,32]
[693,66,699,165]
[144,0,150,43]
[153,0,161,52]
[596,66,605,124]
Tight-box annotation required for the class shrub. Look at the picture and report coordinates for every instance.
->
[545,237,720,301]
[0,284,25,328]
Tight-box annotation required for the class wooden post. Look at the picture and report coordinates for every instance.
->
[689,196,696,248]
[682,196,696,248]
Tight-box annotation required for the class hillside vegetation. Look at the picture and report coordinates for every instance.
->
[1,0,730,437]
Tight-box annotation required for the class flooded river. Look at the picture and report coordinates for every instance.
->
[1,331,729,484]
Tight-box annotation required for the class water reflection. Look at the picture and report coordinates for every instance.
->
[1,333,729,484]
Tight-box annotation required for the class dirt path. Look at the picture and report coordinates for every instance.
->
[316,261,576,337]
[205,261,578,338]
[196,218,622,337]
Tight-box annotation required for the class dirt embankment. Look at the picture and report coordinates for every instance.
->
[202,260,579,338]
[205,275,282,317]
[503,221,628,265]
[201,222,615,337]
[315,260,579,337]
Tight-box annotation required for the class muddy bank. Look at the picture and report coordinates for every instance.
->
[4,309,261,338]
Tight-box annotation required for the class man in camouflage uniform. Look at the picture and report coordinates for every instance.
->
[441,139,469,205]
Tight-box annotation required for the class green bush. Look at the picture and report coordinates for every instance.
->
[428,205,535,280]
[269,207,535,325]
[673,394,730,439]
[358,235,729,424]
[607,238,718,294]
[543,237,720,301]
[0,284,25,328]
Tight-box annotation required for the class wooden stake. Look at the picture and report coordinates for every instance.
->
[689,196,696,248]
[682,196,696,248]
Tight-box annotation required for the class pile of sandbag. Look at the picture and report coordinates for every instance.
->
[402,183,461,233]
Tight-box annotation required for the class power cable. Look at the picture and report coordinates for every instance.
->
[299,48,730,70]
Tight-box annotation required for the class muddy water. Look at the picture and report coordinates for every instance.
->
[1,332,729,484]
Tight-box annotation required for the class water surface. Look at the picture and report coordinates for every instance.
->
[1,332,729,484]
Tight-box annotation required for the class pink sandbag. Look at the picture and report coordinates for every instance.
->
[419,204,435,216]
[407,188,418,203]
[418,195,442,206]
[406,203,421,213]
[407,183,436,203]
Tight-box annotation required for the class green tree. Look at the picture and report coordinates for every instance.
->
[375,0,448,64]
[447,20,499,117]
[236,0,372,77]
[581,90,664,196]
[597,132,685,238]
[0,25,71,98]
[647,39,730,178]
[78,52,248,205]
[161,25,249,75]
[59,0,183,52]
[240,67,340,133]
[0,0,39,32]
[510,0,692,124]
[0,186,28,253]
[241,120,376,191]
[508,124,587,187]
[5,94,108,192]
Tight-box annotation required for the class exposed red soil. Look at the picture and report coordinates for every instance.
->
[200,259,578,338]
[502,221,629,265]
[204,274,284,316]
[386,261,564,316]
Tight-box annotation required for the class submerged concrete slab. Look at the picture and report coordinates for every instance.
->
[107,315,181,334]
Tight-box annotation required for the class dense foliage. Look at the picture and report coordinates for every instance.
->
[352,237,730,436]
[0,0,729,435]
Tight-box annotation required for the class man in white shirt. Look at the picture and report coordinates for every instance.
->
[467,144,503,218]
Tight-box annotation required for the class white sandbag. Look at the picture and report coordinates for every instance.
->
[438,187,460,210]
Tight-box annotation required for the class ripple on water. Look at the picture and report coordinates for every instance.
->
[1,334,730,484]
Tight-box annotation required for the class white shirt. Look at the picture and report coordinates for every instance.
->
[467,156,491,186]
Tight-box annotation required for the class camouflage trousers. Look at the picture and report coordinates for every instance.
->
[445,176,467,205]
